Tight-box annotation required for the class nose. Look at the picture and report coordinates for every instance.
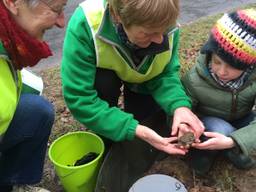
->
[150,34,163,44]
[218,64,228,76]
[55,12,65,28]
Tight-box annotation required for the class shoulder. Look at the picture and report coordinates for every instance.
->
[182,54,210,88]
[65,7,94,45]
[67,7,90,34]
[183,65,199,85]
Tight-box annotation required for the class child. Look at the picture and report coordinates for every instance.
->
[182,8,256,175]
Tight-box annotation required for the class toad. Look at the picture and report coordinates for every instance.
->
[177,132,195,148]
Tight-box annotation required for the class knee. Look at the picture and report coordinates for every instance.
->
[201,116,235,136]
[42,101,54,124]
[35,96,55,126]
[22,94,55,127]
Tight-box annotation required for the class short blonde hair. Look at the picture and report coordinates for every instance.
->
[108,0,179,29]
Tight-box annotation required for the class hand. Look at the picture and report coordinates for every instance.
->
[192,132,235,150]
[135,124,188,155]
[171,107,204,140]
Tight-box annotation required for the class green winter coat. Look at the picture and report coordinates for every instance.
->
[182,53,256,156]
[0,42,22,136]
[61,0,191,142]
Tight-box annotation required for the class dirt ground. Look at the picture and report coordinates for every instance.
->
[36,67,256,192]
[41,154,256,192]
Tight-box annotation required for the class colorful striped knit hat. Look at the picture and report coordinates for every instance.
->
[201,9,256,70]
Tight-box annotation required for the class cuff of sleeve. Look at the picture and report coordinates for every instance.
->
[230,133,249,156]
[126,119,139,141]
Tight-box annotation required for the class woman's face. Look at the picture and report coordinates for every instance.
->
[211,54,243,82]
[12,0,67,40]
[123,25,166,48]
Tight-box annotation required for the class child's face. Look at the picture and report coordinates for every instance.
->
[122,25,166,48]
[211,54,243,82]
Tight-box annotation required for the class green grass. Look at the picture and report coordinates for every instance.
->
[179,14,220,75]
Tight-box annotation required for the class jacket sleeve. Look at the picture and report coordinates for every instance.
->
[143,30,192,115]
[230,115,256,156]
[61,7,138,142]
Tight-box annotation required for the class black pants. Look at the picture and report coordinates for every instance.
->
[95,68,169,192]
[95,68,161,121]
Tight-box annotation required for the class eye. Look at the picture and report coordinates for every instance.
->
[40,0,66,16]
[212,57,221,65]
[51,5,65,15]
[214,60,221,65]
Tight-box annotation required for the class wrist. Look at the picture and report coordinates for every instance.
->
[174,106,190,112]
[135,124,148,140]
[227,137,235,149]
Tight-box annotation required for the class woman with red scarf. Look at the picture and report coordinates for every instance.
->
[0,0,67,191]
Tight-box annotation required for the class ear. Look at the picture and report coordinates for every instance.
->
[2,0,19,15]
[109,6,121,24]
[115,14,121,23]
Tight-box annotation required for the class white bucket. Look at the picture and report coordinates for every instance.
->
[129,174,187,192]
[21,69,43,95]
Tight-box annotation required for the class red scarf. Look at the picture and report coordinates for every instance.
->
[0,2,52,70]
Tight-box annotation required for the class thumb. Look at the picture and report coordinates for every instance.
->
[165,137,178,144]
[171,119,179,136]
[203,131,218,138]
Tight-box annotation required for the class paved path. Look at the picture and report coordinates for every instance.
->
[32,0,255,71]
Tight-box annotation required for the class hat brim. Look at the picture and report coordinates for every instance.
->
[200,37,215,54]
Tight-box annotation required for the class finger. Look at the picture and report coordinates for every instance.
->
[190,118,205,138]
[192,140,213,149]
[177,124,190,137]
[171,118,179,136]
[203,131,220,138]
[165,137,178,143]
[178,123,190,131]
[158,137,170,146]
[194,115,205,131]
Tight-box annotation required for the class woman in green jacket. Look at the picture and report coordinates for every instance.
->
[182,9,256,175]
[62,0,204,156]
[0,0,67,191]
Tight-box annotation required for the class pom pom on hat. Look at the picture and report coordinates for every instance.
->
[201,9,256,70]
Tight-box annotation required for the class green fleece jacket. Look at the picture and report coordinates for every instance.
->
[182,53,256,156]
[61,5,191,142]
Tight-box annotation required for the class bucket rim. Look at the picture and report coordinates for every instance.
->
[48,131,105,169]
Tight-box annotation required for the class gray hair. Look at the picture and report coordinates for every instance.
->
[25,0,55,8]
[25,0,40,8]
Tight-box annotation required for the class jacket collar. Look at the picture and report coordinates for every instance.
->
[0,41,8,56]
[96,7,122,46]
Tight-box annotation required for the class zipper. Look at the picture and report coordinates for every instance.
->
[197,70,238,120]
[230,89,238,120]
[197,66,256,120]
